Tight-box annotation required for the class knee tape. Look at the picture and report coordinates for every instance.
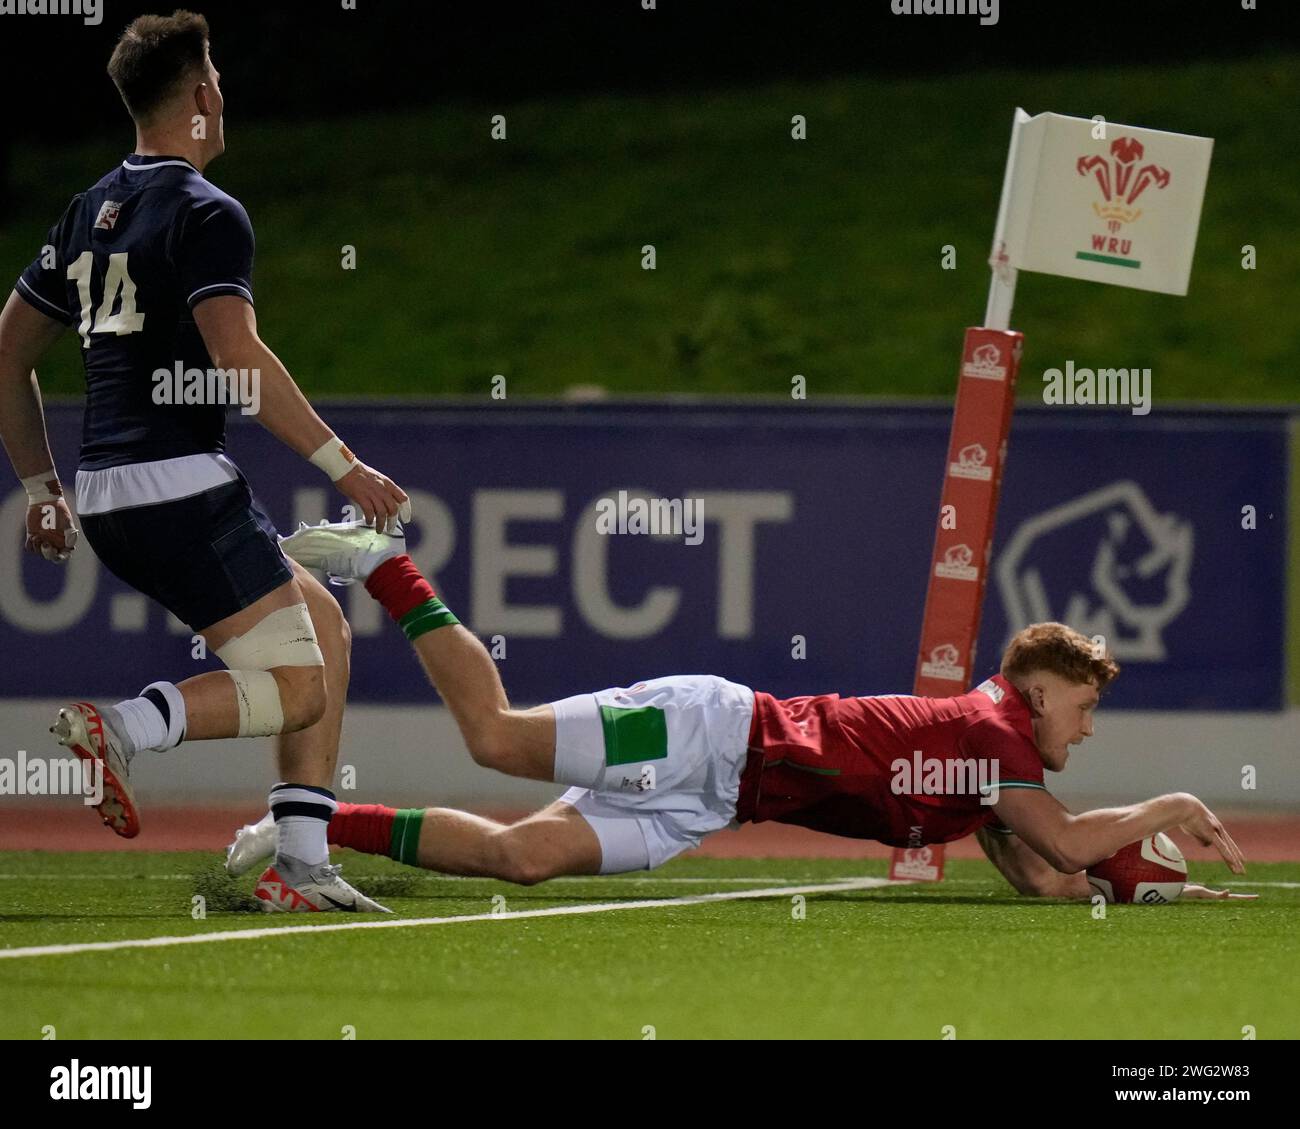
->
[215,603,324,670]
[225,670,285,738]
[216,603,324,737]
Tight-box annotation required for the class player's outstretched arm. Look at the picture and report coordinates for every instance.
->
[974,825,1091,898]
[993,787,1247,876]
[193,295,410,529]
[0,290,79,562]
[975,825,1256,901]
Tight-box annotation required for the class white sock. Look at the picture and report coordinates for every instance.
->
[102,700,161,757]
[104,681,186,760]
[269,783,338,870]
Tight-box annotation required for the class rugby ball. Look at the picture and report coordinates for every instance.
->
[1086,832,1187,904]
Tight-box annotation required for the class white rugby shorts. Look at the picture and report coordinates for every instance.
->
[550,674,756,873]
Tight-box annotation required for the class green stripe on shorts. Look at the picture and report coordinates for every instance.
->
[599,704,668,766]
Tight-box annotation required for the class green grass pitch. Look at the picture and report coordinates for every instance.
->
[1,851,1294,1040]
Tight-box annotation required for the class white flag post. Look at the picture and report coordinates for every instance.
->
[989,108,1214,321]
[894,110,1213,884]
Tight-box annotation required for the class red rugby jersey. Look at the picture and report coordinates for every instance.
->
[735,674,1048,847]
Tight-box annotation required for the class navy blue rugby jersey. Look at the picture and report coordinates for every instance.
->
[15,155,255,471]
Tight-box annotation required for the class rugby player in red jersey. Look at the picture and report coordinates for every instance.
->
[224,521,1254,901]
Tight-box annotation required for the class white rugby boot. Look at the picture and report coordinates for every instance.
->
[253,862,392,913]
[225,810,276,876]
[278,519,406,585]
[50,702,141,838]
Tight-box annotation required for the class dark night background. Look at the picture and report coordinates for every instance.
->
[2,1,1296,139]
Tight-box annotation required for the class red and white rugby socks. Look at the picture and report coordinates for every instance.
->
[101,680,187,762]
[364,555,460,641]
[329,802,425,868]
[270,783,338,873]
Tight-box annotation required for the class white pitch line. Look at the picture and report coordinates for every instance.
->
[0,877,900,961]
[0,874,196,880]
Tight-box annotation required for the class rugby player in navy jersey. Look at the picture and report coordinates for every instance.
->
[0,11,405,911]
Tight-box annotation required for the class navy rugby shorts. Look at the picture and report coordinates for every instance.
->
[81,475,292,632]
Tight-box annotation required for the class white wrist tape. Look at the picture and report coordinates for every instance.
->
[22,470,63,506]
[308,436,358,481]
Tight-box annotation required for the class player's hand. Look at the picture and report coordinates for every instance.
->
[1181,884,1258,900]
[24,497,79,563]
[1176,794,1246,875]
[335,461,411,532]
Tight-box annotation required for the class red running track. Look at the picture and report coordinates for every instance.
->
[2,805,1298,863]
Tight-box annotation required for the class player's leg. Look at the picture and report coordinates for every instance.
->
[195,568,384,911]
[321,790,668,882]
[226,662,748,881]
[362,548,557,778]
[227,664,744,886]
[410,796,661,881]
[186,572,327,738]
[280,520,557,780]
[54,484,327,837]
[58,482,385,907]
[80,573,327,754]
[268,521,754,885]
[229,796,610,882]
[409,627,556,781]
[280,524,749,804]
[268,560,352,790]
[56,568,366,891]
[225,536,561,888]
[50,572,325,827]
[211,562,386,910]
[347,799,605,883]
